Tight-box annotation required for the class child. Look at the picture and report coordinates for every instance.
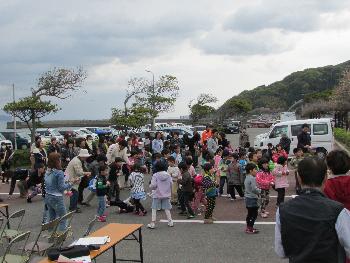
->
[238,152,248,190]
[26,163,45,203]
[171,145,182,165]
[96,165,110,222]
[324,150,350,210]
[244,163,261,234]
[147,160,174,229]
[185,157,196,178]
[214,148,223,172]
[272,144,288,163]
[289,148,304,194]
[129,162,147,216]
[192,173,206,215]
[248,152,258,168]
[108,157,124,202]
[256,158,274,218]
[255,149,263,161]
[272,156,289,206]
[227,154,244,200]
[177,162,195,218]
[202,163,218,224]
[218,151,229,196]
[167,156,181,205]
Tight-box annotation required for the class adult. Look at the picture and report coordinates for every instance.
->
[66,149,92,213]
[170,132,184,150]
[152,132,164,155]
[279,133,291,155]
[275,157,350,262]
[297,123,311,153]
[61,138,76,169]
[44,152,76,232]
[32,140,48,169]
[106,139,130,186]
[0,142,12,184]
[26,163,45,203]
[201,125,212,145]
[218,132,229,149]
[47,137,61,155]
[143,132,153,153]
[325,150,350,210]
[207,129,219,156]
[239,128,250,149]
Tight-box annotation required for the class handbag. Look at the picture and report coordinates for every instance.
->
[47,245,90,260]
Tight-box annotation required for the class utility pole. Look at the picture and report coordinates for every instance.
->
[145,70,156,130]
[13,84,17,150]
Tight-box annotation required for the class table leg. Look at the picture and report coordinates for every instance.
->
[139,228,143,263]
[5,206,10,229]
[113,245,116,263]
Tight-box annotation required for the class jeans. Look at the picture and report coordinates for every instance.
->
[45,194,67,232]
[246,206,258,228]
[97,196,106,216]
[179,192,194,216]
[276,188,285,206]
[69,189,79,211]
[42,204,49,224]
[219,177,227,195]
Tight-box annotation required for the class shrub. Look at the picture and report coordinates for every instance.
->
[334,128,350,149]
[11,149,31,168]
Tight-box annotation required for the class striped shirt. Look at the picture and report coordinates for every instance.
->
[128,172,145,194]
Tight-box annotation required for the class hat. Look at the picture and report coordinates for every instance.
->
[78,149,91,158]
[114,157,125,163]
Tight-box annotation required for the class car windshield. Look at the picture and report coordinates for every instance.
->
[18,132,31,140]
[79,129,90,134]
[0,133,6,140]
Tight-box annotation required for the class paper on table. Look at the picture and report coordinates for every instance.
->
[74,236,110,246]
[57,255,91,263]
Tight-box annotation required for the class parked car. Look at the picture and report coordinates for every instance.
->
[84,127,111,136]
[36,128,64,143]
[159,127,193,139]
[0,133,13,150]
[254,118,333,157]
[0,130,30,150]
[77,128,99,140]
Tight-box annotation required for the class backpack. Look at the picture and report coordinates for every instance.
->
[88,176,97,192]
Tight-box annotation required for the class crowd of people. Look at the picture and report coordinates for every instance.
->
[0,123,349,262]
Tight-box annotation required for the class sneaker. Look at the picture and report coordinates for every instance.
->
[138,211,146,216]
[147,222,155,229]
[197,212,202,216]
[245,227,259,234]
[119,208,127,214]
[27,197,32,203]
[264,211,270,215]
[97,216,106,222]
[187,214,195,219]
[230,198,236,201]
[260,212,268,218]
[75,208,82,213]
[168,220,174,227]
[204,218,213,224]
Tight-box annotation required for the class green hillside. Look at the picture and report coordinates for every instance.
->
[220,60,350,112]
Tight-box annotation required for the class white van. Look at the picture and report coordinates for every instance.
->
[254,118,334,157]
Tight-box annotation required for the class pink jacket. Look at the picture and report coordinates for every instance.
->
[256,170,274,190]
[272,164,289,189]
[272,150,288,163]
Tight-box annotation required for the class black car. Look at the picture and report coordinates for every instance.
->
[222,124,240,134]
[0,131,30,150]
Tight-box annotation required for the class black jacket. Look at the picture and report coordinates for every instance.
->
[279,189,343,263]
[177,171,193,193]
[297,131,311,151]
[96,175,108,196]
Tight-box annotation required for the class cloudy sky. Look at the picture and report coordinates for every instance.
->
[1,0,350,120]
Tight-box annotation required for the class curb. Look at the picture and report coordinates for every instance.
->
[334,139,350,155]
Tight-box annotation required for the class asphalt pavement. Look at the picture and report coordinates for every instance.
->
[0,128,289,263]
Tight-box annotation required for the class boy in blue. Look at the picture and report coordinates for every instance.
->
[96,165,110,222]
[238,152,248,189]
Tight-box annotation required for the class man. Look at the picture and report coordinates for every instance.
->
[239,128,250,148]
[66,149,92,213]
[47,137,60,155]
[207,129,219,156]
[275,157,350,263]
[297,123,311,153]
[201,125,212,145]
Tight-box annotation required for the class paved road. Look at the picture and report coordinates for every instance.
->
[0,128,288,263]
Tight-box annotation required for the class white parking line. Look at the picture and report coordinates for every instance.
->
[159,219,276,225]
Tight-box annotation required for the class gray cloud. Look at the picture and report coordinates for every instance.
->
[224,0,350,33]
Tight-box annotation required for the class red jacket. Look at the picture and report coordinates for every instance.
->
[272,150,288,163]
[256,170,274,190]
[324,174,350,210]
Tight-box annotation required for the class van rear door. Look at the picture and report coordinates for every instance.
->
[311,122,332,152]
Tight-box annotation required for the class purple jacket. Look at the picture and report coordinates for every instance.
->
[150,171,173,199]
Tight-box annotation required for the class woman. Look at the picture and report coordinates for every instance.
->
[0,142,12,183]
[44,152,76,232]
[61,138,76,169]
[32,140,47,169]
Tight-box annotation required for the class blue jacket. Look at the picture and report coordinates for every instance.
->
[45,168,72,196]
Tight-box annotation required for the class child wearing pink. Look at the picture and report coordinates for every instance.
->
[192,174,207,215]
[272,144,288,163]
[214,148,223,177]
[272,156,289,206]
[256,158,275,218]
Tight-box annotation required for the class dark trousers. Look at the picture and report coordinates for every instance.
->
[133,199,145,213]
[228,184,244,198]
[69,189,79,211]
[179,191,194,216]
[246,206,258,228]
[122,164,130,184]
[78,176,89,203]
[1,164,10,182]
[219,177,227,195]
[276,188,285,206]
[295,171,301,194]
[108,180,120,201]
